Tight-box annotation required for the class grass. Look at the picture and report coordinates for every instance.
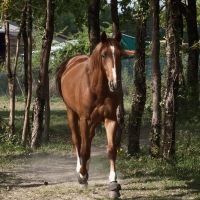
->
[0,95,72,164]
[116,130,200,199]
[117,143,200,179]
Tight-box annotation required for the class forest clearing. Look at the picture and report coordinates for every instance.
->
[1,0,200,199]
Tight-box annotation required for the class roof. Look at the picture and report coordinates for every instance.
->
[121,33,137,51]
[0,21,20,35]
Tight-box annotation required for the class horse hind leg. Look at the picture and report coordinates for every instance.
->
[67,108,81,173]
[78,117,91,185]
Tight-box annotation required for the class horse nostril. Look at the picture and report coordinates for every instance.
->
[113,81,118,89]
[109,81,113,91]
[110,81,114,87]
[109,80,118,92]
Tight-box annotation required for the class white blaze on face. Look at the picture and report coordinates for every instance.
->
[110,45,117,84]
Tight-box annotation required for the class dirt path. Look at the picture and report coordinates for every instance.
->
[0,144,199,199]
[0,146,123,200]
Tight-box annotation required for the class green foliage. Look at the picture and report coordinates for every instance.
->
[118,132,200,180]
[32,29,43,70]
[0,0,16,17]
[0,117,27,158]
[0,118,10,142]
[159,9,166,30]
[120,0,136,21]
[50,26,90,74]
[122,62,133,100]
[196,0,200,23]
[55,0,88,33]
[0,0,35,23]
[135,0,150,19]
[0,118,22,146]
[120,0,149,21]
[0,96,72,160]
[67,26,90,55]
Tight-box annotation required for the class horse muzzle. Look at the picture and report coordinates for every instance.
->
[108,80,118,92]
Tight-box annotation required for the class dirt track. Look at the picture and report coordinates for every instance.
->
[0,146,122,200]
[0,144,199,199]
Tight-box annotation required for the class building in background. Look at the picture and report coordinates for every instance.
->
[0,21,24,63]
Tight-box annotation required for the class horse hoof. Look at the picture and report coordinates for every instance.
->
[79,182,88,189]
[109,182,121,199]
[109,190,121,199]
[109,182,121,191]
[77,173,88,185]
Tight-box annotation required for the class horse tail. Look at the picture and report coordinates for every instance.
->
[56,59,69,98]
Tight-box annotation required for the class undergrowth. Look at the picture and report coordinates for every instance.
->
[117,131,200,181]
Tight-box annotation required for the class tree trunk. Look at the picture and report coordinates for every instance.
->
[4,15,15,136]
[149,0,161,157]
[128,17,147,155]
[31,0,55,149]
[22,1,32,146]
[88,0,100,53]
[110,0,123,149]
[162,0,182,159]
[111,0,119,37]
[43,76,50,143]
[23,5,29,103]
[186,0,199,108]
[4,2,28,137]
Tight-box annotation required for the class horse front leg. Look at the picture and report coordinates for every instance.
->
[66,108,81,173]
[78,117,91,186]
[105,118,121,198]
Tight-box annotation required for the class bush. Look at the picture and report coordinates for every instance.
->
[117,131,200,180]
[50,25,90,75]
[0,118,10,143]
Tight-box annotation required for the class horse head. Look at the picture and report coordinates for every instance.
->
[95,32,135,92]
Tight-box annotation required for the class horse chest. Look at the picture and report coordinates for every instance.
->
[90,97,118,122]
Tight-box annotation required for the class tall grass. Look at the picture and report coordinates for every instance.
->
[0,96,71,160]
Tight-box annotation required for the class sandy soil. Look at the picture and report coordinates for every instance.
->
[0,146,122,200]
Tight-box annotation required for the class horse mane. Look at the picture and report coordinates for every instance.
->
[88,43,105,89]
[56,58,70,98]
[89,44,102,69]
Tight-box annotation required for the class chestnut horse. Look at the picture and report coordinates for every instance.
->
[56,32,135,198]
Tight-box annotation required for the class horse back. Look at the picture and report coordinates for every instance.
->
[64,55,89,74]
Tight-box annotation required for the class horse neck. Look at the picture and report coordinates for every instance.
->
[89,54,108,96]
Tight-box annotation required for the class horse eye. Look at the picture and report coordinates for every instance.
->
[101,53,106,58]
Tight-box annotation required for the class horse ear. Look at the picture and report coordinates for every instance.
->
[101,31,107,43]
[115,32,122,42]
